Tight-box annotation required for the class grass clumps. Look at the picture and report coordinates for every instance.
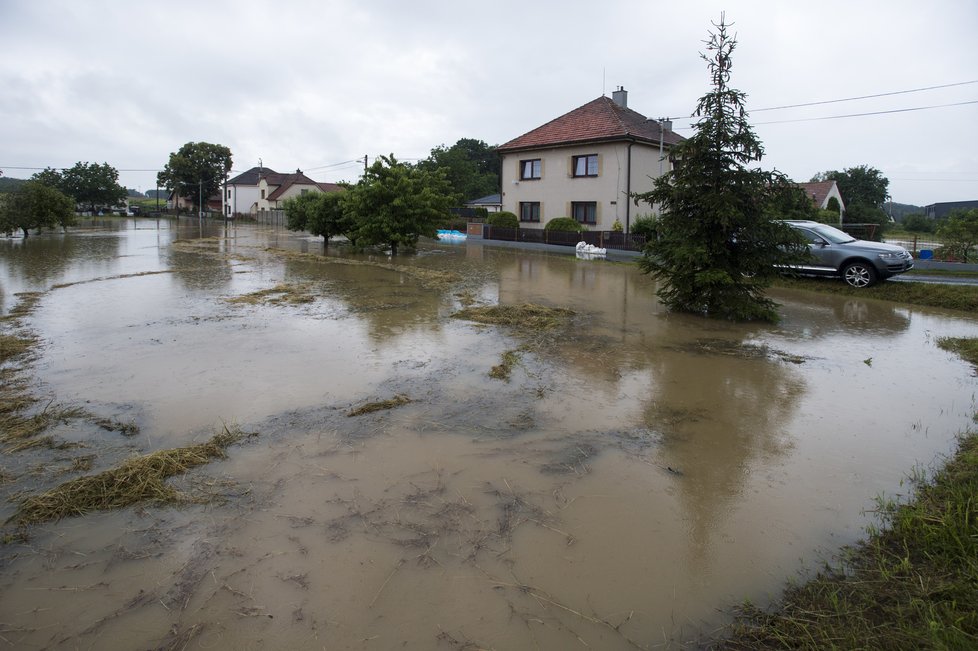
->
[7,425,250,526]
[490,350,523,381]
[347,394,411,417]
[452,303,575,329]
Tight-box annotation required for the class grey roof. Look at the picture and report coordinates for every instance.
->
[466,193,501,205]
[227,166,278,185]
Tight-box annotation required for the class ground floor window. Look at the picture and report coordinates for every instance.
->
[520,201,541,223]
[572,201,596,224]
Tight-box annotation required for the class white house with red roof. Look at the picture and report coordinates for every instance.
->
[797,180,845,221]
[223,167,342,217]
[496,87,682,233]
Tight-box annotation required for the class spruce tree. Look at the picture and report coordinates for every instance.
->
[635,15,805,322]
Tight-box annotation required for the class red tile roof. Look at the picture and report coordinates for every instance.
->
[265,172,333,201]
[797,181,839,208]
[497,96,683,152]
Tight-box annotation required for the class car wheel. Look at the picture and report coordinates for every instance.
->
[842,261,877,288]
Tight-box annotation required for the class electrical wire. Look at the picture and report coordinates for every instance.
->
[751,99,978,125]
[750,80,978,112]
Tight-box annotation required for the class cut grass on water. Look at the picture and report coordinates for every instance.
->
[774,276,978,313]
[7,425,250,526]
[452,303,575,329]
[226,283,316,305]
[347,395,411,417]
[490,350,523,381]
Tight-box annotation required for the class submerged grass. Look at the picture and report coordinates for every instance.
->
[719,430,978,649]
[263,247,461,288]
[937,336,978,369]
[347,394,411,417]
[7,425,249,526]
[0,332,37,365]
[452,303,575,329]
[774,276,978,312]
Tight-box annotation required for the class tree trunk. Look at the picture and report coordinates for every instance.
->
[21,227,29,238]
[390,241,398,256]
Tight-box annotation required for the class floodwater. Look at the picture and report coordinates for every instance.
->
[1,219,976,650]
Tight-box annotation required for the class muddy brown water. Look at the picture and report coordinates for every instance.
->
[1,218,976,649]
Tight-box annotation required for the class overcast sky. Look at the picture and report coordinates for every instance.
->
[1,0,975,206]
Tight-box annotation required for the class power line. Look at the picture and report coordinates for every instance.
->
[751,100,978,126]
[750,79,978,112]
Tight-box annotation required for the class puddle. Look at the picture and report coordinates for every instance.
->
[1,219,976,649]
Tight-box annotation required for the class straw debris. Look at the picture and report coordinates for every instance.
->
[226,283,316,306]
[7,425,251,526]
[347,394,411,417]
[489,350,522,381]
[452,303,575,329]
[0,333,37,365]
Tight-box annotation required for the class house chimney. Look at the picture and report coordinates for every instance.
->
[612,86,627,108]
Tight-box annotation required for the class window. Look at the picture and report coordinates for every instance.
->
[519,201,541,223]
[300,189,309,195]
[226,189,231,199]
[572,201,596,224]
[572,154,598,177]
[520,159,541,180]
[261,189,266,199]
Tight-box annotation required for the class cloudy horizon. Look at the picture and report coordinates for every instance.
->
[1,0,975,207]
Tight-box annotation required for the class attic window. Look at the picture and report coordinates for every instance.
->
[572,154,598,177]
[520,159,541,180]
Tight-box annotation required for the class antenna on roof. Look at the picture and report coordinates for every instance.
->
[602,67,606,96]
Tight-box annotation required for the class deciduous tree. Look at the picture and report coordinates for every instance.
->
[284,191,349,248]
[345,155,455,255]
[0,180,76,237]
[157,142,233,213]
[417,138,499,201]
[58,162,128,215]
[633,15,806,322]
[937,209,978,262]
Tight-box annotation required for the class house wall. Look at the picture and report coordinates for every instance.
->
[822,183,845,220]
[225,185,261,215]
[268,184,319,209]
[500,141,669,232]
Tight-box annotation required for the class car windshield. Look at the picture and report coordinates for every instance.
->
[809,223,856,244]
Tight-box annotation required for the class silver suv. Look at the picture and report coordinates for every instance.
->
[781,220,913,288]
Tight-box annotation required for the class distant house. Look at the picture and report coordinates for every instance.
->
[797,181,845,221]
[223,167,342,217]
[464,193,502,213]
[924,199,978,220]
[496,87,683,233]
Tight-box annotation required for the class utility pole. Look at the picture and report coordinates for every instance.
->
[363,155,368,174]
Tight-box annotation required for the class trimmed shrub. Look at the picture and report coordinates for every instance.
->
[487,211,519,229]
[826,197,841,213]
[612,218,623,232]
[544,217,584,232]
[630,214,658,238]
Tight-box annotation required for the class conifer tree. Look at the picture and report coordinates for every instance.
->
[635,15,805,322]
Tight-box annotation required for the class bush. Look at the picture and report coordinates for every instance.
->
[812,209,841,224]
[902,213,935,234]
[612,219,623,233]
[487,211,519,229]
[544,217,584,232]
[630,214,658,238]
[937,209,978,262]
[826,196,841,214]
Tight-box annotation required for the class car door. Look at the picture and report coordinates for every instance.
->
[794,227,837,274]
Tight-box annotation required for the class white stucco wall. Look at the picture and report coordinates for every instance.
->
[500,141,670,232]
[225,185,261,215]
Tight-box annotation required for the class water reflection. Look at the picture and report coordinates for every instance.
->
[1,225,977,650]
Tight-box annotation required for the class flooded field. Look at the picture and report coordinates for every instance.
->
[1,218,976,649]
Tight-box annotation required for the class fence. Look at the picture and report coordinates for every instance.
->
[483,226,646,251]
[252,209,287,226]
